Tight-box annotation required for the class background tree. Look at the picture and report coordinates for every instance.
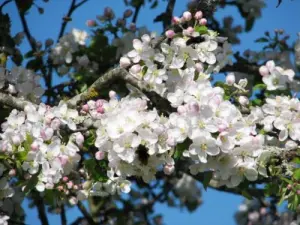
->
[0,0,299,225]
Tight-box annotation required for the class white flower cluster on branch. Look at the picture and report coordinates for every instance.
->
[0,10,298,214]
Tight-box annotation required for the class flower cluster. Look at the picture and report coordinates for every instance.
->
[120,10,232,96]
[259,60,295,90]
[51,29,89,74]
[0,67,44,101]
[82,94,175,195]
[0,102,82,195]
[0,11,298,213]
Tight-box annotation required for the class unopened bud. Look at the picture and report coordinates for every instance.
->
[120,57,131,68]
[226,73,235,85]
[199,18,207,26]
[164,164,175,175]
[194,11,203,20]
[172,16,181,24]
[109,90,117,100]
[183,11,192,21]
[259,66,269,76]
[123,9,133,18]
[165,30,175,39]
[86,20,96,27]
[238,96,249,106]
[95,151,105,160]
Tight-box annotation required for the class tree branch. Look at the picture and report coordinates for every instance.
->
[0,92,35,110]
[15,2,36,51]
[60,205,67,225]
[0,0,12,11]
[57,0,89,42]
[77,201,97,225]
[34,196,49,225]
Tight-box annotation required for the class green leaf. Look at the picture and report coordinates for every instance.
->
[293,168,300,180]
[0,154,8,160]
[84,159,108,182]
[255,37,269,43]
[203,171,213,190]
[253,83,267,90]
[173,138,192,160]
[194,25,208,35]
[24,174,39,195]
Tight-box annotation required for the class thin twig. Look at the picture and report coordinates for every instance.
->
[60,205,67,225]
[35,196,50,225]
[15,1,36,51]
[132,3,142,24]
[0,0,12,11]
[77,201,97,225]
[57,0,89,42]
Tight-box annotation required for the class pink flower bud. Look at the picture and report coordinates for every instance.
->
[8,169,16,177]
[287,184,292,190]
[95,100,103,108]
[226,73,235,85]
[172,16,181,24]
[109,90,117,100]
[259,66,269,76]
[123,9,133,18]
[57,185,64,191]
[67,181,73,189]
[238,96,249,106]
[11,135,21,145]
[164,164,175,175]
[31,142,39,151]
[129,64,141,75]
[194,11,203,20]
[297,190,300,195]
[165,30,175,39]
[86,20,96,27]
[120,57,131,68]
[82,104,89,112]
[195,63,203,72]
[75,132,84,146]
[95,151,105,160]
[199,18,207,26]
[96,107,105,114]
[183,11,192,21]
[63,177,69,182]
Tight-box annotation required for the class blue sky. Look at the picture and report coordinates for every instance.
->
[4,0,300,224]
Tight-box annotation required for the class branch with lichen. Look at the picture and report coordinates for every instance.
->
[0,92,36,110]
